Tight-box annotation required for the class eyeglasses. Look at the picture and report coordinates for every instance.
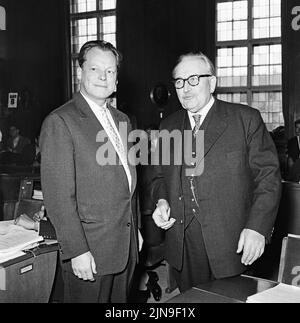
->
[173,74,212,89]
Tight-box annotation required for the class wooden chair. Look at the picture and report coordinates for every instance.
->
[278,234,300,287]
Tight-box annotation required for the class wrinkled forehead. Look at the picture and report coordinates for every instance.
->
[173,56,210,78]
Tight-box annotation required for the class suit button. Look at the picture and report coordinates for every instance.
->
[180,220,183,224]
[127,222,131,227]
[178,196,183,201]
[192,209,196,213]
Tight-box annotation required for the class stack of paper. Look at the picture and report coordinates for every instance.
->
[247,283,300,303]
[0,221,43,263]
[32,189,43,200]
[288,233,300,238]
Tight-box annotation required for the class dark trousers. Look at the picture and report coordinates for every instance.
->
[62,238,137,303]
[172,217,215,292]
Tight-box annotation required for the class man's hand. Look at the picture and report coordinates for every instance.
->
[33,205,46,222]
[71,251,97,281]
[237,229,265,266]
[152,199,176,230]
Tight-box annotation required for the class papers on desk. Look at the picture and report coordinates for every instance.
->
[32,189,43,200]
[246,283,300,303]
[0,250,26,263]
[0,221,43,263]
[287,233,300,239]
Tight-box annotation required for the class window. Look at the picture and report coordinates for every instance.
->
[69,0,117,93]
[216,0,282,131]
[217,1,248,41]
[0,6,6,30]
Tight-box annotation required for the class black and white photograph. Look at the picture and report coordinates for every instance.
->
[0,0,300,308]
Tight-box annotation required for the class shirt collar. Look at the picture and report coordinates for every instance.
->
[187,96,215,126]
[80,91,107,111]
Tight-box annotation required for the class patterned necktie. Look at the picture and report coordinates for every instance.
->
[99,107,131,190]
[192,114,201,137]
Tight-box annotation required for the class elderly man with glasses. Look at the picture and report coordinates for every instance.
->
[150,52,282,292]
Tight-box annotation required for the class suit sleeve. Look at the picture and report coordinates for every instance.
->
[245,109,282,242]
[40,113,89,261]
[150,129,169,206]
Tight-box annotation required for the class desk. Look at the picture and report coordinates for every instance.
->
[0,242,58,303]
[167,275,278,303]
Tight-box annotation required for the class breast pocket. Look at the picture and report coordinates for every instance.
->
[226,150,245,173]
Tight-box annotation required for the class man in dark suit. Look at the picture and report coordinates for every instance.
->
[40,40,139,303]
[0,125,32,165]
[151,52,282,292]
[6,125,31,154]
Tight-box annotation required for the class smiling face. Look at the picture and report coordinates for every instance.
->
[78,47,117,106]
[173,56,216,113]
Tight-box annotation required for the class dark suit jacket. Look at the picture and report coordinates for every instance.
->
[152,99,282,278]
[287,136,300,163]
[6,135,31,154]
[40,92,138,275]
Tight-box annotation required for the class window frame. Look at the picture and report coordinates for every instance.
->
[69,0,117,93]
[215,0,282,130]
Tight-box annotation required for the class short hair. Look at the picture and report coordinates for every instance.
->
[295,119,300,127]
[78,40,122,70]
[9,125,19,131]
[172,52,215,77]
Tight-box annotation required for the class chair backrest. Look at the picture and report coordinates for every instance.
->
[14,176,43,220]
[0,173,21,202]
[13,199,44,220]
[275,181,300,239]
[278,235,300,287]
[18,176,40,200]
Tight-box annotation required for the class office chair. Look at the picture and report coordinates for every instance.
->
[250,181,300,281]
[278,235,300,286]
[0,173,22,220]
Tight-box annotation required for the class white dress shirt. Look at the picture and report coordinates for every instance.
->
[187,96,215,129]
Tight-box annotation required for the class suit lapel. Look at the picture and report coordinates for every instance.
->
[73,92,99,121]
[74,93,135,194]
[174,110,188,192]
[201,99,228,159]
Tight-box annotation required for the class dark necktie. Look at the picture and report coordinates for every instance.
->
[192,114,201,137]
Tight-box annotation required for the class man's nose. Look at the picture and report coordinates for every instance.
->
[97,70,106,80]
[183,80,191,92]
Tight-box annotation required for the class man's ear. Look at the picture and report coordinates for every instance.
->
[77,66,82,81]
[210,75,217,94]
[114,79,118,92]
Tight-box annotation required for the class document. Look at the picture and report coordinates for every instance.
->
[0,221,43,256]
[0,250,26,263]
[246,283,300,303]
[32,189,43,200]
